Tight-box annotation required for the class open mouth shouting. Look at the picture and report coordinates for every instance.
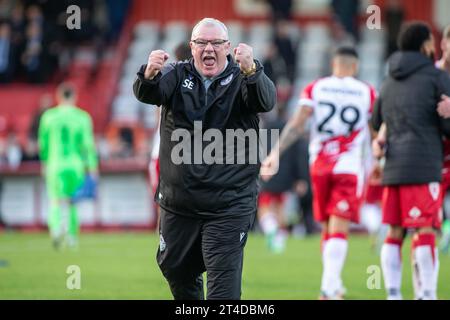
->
[202,54,216,69]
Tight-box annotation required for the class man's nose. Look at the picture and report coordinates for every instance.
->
[204,41,214,51]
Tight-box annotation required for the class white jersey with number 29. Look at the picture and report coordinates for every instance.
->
[299,76,376,176]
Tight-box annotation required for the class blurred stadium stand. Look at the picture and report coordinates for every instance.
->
[0,0,446,231]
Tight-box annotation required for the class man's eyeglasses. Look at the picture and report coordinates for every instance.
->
[191,39,229,48]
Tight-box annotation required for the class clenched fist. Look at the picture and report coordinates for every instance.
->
[437,94,450,119]
[233,43,254,73]
[259,151,279,182]
[145,50,170,80]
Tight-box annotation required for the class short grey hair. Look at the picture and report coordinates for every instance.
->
[191,18,229,40]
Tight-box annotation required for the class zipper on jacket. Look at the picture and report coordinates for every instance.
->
[185,60,237,110]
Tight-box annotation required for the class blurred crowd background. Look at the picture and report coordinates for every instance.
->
[0,0,447,233]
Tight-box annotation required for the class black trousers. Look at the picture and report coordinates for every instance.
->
[157,208,255,300]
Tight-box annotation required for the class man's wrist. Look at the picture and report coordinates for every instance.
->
[144,69,156,80]
[241,62,256,76]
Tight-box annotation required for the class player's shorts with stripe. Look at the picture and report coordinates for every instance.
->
[311,170,361,223]
[382,183,442,229]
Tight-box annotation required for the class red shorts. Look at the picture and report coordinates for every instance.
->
[382,183,442,229]
[311,172,361,223]
[365,184,383,204]
[258,192,286,207]
[149,157,160,196]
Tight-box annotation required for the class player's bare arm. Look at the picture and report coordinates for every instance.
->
[260,106,312,181]
[372,123,387,159]
[278,106,312,155]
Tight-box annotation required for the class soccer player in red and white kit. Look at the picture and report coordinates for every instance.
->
[372,22,450,300]
[372,25,450,299]
[261,47,376,299]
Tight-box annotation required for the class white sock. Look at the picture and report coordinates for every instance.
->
[381,242,402,299]
[434,248,439,299]
[275,229,288,244]
[415,245,437,299]
[321,236,348,296]
[259,212,278,235]
[411,254,421,300]
[321,236,328,264]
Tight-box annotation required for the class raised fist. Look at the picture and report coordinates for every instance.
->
[145,50,170,79]
[233,43,254,73]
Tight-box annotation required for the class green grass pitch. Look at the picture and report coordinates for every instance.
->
[0,232,449,299]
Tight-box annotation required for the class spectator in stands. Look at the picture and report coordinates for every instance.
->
[106,122,147,159]
[384,0,405,58]
[21,21,47,83]
[116,127,134,158]
[262,38,294,106]
[331,0,360,42]
[0,20,15,83]
[104,0,131,42]
[262,50,290,105]
[273,19,297,85]
[266,0,293,22]
[10,3,26,52]
[25,4,44,28]
[263,43,284,85]
[0,0,14,19]
[23,93,53,161]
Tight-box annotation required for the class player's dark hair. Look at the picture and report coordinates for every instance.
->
[57,83,75,100]
[397,21,431,51]
[334,46,359,59]
[175,42,191,61]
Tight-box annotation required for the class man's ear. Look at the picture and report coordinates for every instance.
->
[224,41,231,55]
[420,42,429,55]
[353,61,359,75]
